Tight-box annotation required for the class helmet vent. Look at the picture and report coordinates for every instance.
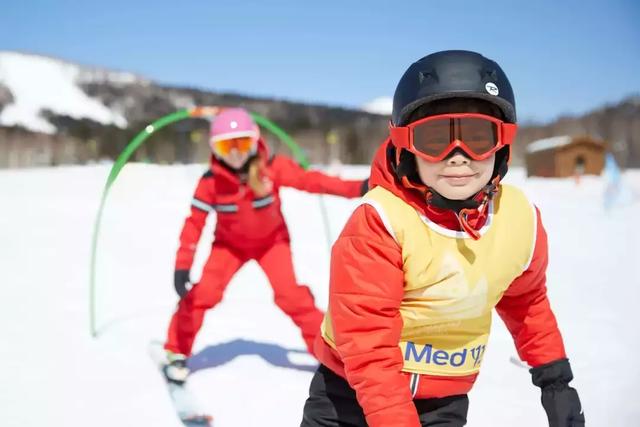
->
[482,69,498,81]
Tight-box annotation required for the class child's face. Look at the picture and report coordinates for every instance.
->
[416,151,495,200]
[222,149,251,169]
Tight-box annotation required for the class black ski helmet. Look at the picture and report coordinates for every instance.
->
[392,50,516,126]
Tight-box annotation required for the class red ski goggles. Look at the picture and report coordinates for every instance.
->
[389,113,518,162]
[211,137,256,156]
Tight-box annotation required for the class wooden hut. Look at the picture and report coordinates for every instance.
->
[525,135,606,177]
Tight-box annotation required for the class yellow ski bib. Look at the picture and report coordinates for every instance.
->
[322,184,537,376]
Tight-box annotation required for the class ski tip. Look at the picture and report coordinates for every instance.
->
[181,414,213,427]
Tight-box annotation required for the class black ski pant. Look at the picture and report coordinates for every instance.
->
[301,364,468,427]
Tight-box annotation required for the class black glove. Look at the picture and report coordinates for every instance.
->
[174,269,192,298]
[530,359,585,427]
[360,178,370,196]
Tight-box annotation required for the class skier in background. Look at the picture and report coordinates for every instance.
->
[164,107,367,383]
[603,152,632,209]
[301,51,584,427]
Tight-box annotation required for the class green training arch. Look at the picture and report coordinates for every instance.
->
[89,106,330,337]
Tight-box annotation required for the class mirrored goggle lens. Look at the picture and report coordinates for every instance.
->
[413,117,499,158]
[213,137,255,155]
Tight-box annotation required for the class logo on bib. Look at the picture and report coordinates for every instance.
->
[404,341,486,368]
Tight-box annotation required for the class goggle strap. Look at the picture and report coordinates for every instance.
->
[389,125,410,150]
[502,123,518,145]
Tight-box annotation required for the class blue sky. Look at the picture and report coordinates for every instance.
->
[2,0,639,123]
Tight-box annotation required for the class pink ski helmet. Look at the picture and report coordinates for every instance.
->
[209,108,259,156]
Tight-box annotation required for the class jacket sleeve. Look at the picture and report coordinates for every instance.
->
[271,155,364,198]
[175,173,215,270]
[495,206,567,368]
[330,204,421,427]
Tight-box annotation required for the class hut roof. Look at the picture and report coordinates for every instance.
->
[526,135,572,154]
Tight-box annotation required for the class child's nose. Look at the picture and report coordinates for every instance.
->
[446,151,471,166]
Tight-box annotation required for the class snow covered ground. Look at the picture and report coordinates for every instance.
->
[1,164,638,426]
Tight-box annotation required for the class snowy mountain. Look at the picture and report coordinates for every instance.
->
[0,51,391,136]
[361,96,393,116]
[1,51,638,168]
[0,51,388,166]
[0,51,145,133]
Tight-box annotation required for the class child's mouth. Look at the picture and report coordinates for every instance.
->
[440,173,477,185]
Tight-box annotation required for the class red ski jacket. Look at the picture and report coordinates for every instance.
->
[175,141,363,270]
[314,140,567,427]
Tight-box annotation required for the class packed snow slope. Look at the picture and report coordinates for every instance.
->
[1,164,638,426]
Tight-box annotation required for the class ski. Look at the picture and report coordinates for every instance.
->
[148,341,213,427]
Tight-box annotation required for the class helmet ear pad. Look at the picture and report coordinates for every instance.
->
[396,148,421,184]
[386,143,420,187]
[492,146,510,181]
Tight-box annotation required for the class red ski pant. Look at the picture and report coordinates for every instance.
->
[164,241,324,357]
